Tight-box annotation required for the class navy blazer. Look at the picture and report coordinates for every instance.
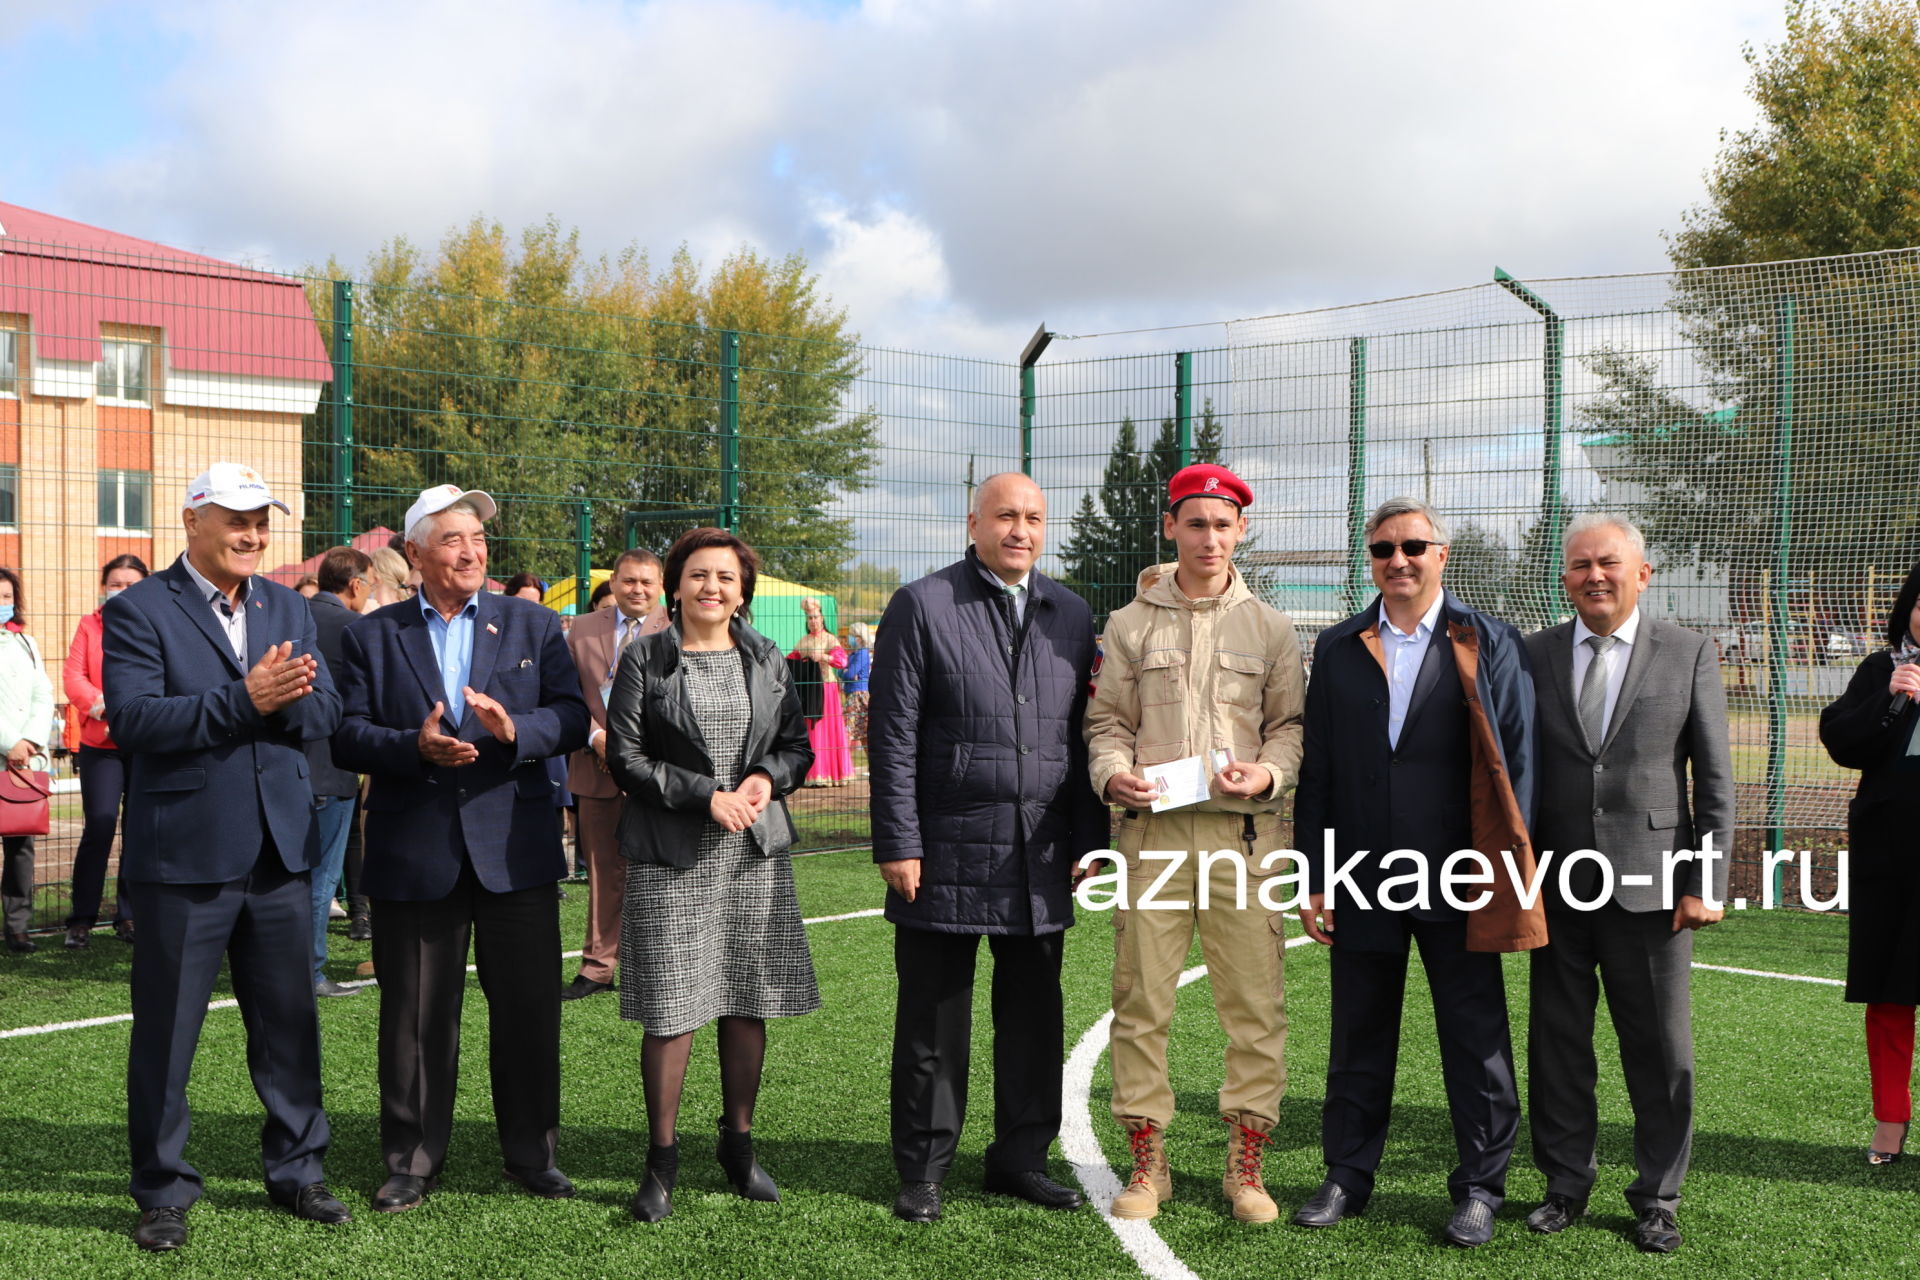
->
[331,591,590,901]
[304,590,364,799]
[102,555,341,884]
[1296,591,1537,952]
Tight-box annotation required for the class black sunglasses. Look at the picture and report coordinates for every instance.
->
[1368,539,1446,559]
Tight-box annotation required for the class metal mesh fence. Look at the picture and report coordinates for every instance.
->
[6,227,1908,927]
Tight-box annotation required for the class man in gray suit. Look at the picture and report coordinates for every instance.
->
[1522,514,1733,1255]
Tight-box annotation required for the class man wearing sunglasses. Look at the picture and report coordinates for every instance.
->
[1291,497,1543,1248]
[1085,463,1305,1225]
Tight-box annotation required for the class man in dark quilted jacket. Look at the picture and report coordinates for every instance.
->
[869,471,1107,1224]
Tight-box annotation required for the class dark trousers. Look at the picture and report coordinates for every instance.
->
[68,746,131,927]
[371,859,562,1178]
[1529,903,1695,1213]
[0,834,33,936]
[123,846,328,1209]
[1322,917,1518,1207]
[342,790,367,915]
[890,927,1064,1183]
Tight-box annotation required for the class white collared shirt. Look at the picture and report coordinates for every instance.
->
[1379,595,1444,750]
[977,559,1032,626]
[180,554,250,662]
[1572,608,1641,740]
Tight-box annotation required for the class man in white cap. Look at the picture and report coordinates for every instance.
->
[333,484,590,1212]
[103,462,349,1252]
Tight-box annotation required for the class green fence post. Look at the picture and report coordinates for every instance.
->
[719,329,740,531]
[331,280,354,541]
[1017,325,1051,477]
[1494,268,1566,555]
[1347,337,1369,613]
[575,499,591,604]
[1174,351,1193,468]
[1768,296,1797,895]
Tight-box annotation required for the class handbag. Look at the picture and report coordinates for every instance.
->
[0,762,50,837]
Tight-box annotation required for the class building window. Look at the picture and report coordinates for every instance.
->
[0,332,16,396]
[97,340,153,404]
[0,465,15,530]
[98,469,150,532]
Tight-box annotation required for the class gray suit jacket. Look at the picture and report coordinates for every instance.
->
[1525,616,1734,913]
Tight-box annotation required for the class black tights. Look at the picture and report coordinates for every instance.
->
[642,1016,767,1146]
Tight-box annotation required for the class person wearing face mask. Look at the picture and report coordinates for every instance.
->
[0,566,52,954]
[604,527,817,1223]
[61,554,150,948]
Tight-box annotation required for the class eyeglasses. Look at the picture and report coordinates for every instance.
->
[1368,539,1446,559]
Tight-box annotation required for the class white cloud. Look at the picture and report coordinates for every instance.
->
[36,0,1784,364]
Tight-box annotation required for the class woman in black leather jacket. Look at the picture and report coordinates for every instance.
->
[605,527,817,1223]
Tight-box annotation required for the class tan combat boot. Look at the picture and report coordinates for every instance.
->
[1110,1118,1172,1220]
[1221,1112,1278,1223]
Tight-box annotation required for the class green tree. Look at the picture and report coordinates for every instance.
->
[1581,0,1920,621]
[1058,400,1229,622]
[304,218,878,588]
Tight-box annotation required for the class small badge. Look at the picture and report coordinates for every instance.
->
[486,622,499,635]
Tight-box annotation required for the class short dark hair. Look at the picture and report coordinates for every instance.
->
[614,547,663,575]
[663,527,760,624]
[317,546,374,595]
[387,531,407,556]
[0,567,24,628]
[100,553,149,585]
[503,572,544,601]
[588,580,613,608]
[1888,559,1920,648]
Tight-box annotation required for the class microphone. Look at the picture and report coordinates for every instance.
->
[1888,650,1920,724]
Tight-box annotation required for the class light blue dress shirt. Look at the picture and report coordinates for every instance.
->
[1379,596,1443,751]
[421,593,479,724]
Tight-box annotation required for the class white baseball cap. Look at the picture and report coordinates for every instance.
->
[183,462,290,514]
[404,483,499,538]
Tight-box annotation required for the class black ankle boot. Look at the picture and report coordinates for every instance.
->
[716,1119,779,1202]
[630,1141,679,1222]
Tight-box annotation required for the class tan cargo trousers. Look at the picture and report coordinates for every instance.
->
[1108,809,1289,1128]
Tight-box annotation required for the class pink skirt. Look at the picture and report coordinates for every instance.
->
[806,683,854,782]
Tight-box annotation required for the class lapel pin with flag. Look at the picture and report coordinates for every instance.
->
[486,622,499,635]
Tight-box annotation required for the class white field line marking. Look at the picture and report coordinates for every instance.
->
[1061,935,1318,1280]
[0,907,887,1040]
[1691,961,1843,987]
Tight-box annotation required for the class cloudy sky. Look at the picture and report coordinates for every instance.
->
[3,0,1787,361]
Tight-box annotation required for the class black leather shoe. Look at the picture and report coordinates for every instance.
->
[372,1174,437,1213]
[6,933,35,953]
[1443,1197,1496,1248]
[982,1168,1084,1210]
[1633,1206,1682,1253]
[114,920,136,944]
[630,1143,679,1223]
[347,910,372,942]
[1526,1191,1586,1234]
[1291,1179,1365,1227]
[314,978,360,998]
[893,1180,942,1223]
[274,1182,352,1224]
[505,1165,576,1199]
[561,974,615,1001]
[132,1205,188,1251]
[716,1120,780,1202]
[65,925,90,950]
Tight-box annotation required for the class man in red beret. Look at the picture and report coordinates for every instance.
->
[1084,462,1306,1224]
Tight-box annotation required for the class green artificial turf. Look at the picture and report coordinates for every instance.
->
[1,855,1912,1279]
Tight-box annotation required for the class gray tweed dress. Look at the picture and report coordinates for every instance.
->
[619,647,821,1037]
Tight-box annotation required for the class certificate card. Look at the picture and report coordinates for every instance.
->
[1142,754,1210,813]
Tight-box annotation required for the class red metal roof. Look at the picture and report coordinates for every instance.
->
[0,201,329,383]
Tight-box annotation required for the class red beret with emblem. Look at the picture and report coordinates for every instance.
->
[1167,463,1252,510]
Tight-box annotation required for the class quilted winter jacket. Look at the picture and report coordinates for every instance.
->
[868,550,1107,934]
